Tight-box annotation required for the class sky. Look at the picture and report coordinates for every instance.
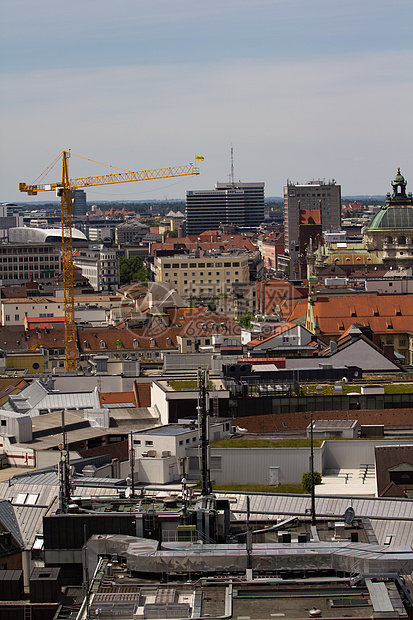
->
[1,0,412,203]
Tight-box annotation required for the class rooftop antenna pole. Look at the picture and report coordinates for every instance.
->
[59,409,71,513]
[197,368,211,496]
[129,431,136,498]
[310,409,316,525]
[230,144,235,185]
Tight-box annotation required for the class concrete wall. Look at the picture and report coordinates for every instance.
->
[151,382,170,426]
[189,439,413,486]
[137,456,178,484]
[204,447,323,485]
[322,439,413,471]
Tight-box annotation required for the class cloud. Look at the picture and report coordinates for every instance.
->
[1,49,412,201]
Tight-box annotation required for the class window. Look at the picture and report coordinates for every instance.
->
[210,455,222,471]
[14,493,39,505]
[145,440,153,446]
[1,420,6,426]
[134,439,141,445]
[150,338,156,347]
[5,315,10,322]
[100,340,106,349]
[14,314,19,321]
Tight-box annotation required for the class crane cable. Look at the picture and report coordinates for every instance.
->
[32,151,132,186]
[69,152,132,172]
[32,152,61,185]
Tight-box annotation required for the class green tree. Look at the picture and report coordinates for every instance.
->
[302,471,322,493]
[119,256,148,285]
[239,311,255,329]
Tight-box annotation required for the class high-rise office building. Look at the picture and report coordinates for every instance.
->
[283,179,341,279]
[186,182,264,235]
[71,189,87,216]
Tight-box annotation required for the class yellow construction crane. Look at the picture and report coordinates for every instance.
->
[19,150,200,372]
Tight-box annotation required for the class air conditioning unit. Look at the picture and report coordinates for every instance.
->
[162,451,171,458]
[146,449,157,457]
[141,452,149,457]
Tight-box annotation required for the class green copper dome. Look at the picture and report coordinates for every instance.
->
[366,207,413,231]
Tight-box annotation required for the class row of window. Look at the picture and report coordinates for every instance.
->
[134,437,198,446]
[0,272,55,280]
[165,271,239,278]
[0,256,59,262]
[0,247,56,254]
[163,261,240,268]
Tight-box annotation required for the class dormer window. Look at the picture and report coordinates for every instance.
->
[133,338,139,348]
[166,337,172,346]
[100,340,106,349]
[150,338,156,347]
[83,340,90,349]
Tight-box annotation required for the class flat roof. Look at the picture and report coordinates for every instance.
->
[136,425,193,436]
[310,420,358,429]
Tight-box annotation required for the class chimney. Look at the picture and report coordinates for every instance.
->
[382,343,394,360]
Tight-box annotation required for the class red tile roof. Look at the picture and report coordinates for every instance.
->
[78,325,181,352]
[178,309,241,338]
[234,408,413,433]
[150,233,256,254]
[286,294,413,335]
[134,382,151,407]
[100,391,136,406]
[26,327,67,350]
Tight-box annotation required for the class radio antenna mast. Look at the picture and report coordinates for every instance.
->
[230,145,235,185]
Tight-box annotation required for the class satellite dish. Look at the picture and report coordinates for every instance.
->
[344,506,355,525]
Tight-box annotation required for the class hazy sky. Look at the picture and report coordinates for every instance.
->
[1,0,412,203]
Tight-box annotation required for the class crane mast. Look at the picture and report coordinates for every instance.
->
[19,151,200,371]
[60,152,76,372]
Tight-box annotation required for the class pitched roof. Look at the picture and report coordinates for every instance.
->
[248,322,299,347]
[26,327,67,350]
[375,445,413,496]
[150,233,256,254]
[78,325,180,351]
[178,310,241,338]
[287,294,413,335]
[0,326,28,352]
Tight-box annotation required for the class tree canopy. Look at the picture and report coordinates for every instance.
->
[119,256,148,285]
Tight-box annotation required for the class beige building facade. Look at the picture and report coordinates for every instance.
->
[153,253,250,299]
